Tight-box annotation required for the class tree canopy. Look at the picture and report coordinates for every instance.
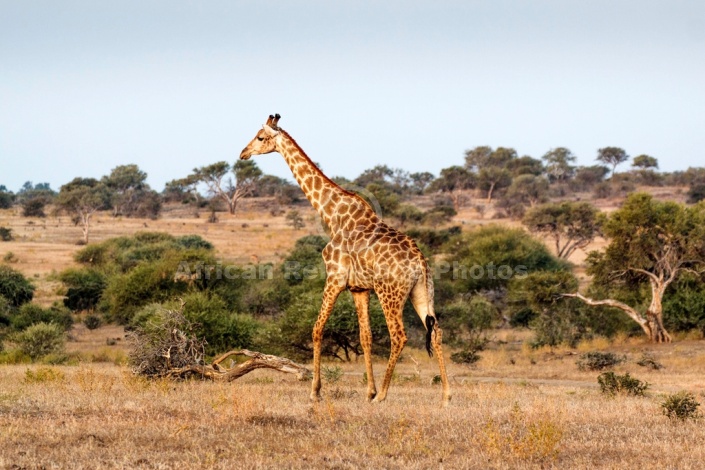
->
[570,193,705,342]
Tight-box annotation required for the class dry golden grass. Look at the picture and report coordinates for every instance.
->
[2,340,705,470]
[2,326,705,469]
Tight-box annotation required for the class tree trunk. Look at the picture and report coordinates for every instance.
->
[644,283,672,343]
[486,182,496,203]
[81,213,91,244]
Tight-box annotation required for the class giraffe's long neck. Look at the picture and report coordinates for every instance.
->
[276,131,368,232]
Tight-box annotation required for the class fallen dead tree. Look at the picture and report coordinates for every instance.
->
[128,303,310,381]
[166,349,311,381]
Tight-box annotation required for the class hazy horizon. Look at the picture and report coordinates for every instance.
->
[2,1,704,193]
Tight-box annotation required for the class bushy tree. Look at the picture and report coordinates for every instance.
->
[501,174,549,216]
[10,303,73,332]
[441,225,568,295]
[573,165,610,192]
[0,265,34,307]
[523,202,604,259]
[632,155,658,170]
[542,148,576,183]
[12,322,65,360]
[0,188,14,209]
[56,177,112,243]
[192,160,262,214]
[508,271,583,347]
[506,156,544,177]
[663,274,705,335]
[277,290,388,361]
[16,182,55,217]
[465,146,516,202]
[102,164,161,218]
[59,268,107,312]
[597,147,629,177]
[427,166,475,211]
[568,194,705,342]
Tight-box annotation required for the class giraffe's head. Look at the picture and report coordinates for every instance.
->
[239,114,282,160]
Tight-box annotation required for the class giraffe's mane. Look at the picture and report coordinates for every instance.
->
[280,129,375,211]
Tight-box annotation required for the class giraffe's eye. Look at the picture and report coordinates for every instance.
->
[257,137,264,142]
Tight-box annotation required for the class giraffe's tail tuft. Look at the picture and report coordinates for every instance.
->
[425,315,435,357]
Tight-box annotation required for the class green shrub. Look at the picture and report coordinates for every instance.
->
[577,352,624,371]
[100,248,215,324]
[444,225,568,294]
[133,292,257,357]
[0,192,14,209]
[176,234,214,250]
[406,226,461,253]
[451,349,482,365]
[10,303,73,332]
[0,227,13,241]
[661,391,701,421]
[84,314,102,330]
[438,297,496,346]
[13,322,66,360]
[322,365,344,384]
[74,232,216,274]
[597,372,649,396]
[276,290,388,362]
[21,197,47,217]
[0,265,35,307]
[59,268,107,312]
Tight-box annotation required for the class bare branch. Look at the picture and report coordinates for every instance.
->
[562,292,650,334]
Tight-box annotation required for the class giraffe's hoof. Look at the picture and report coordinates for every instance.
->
[366,391,377,402]
[310,393,321,402]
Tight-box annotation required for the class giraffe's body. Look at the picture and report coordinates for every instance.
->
[240,115,451,405]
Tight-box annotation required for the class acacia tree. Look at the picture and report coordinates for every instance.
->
[192,160,262,214]
[102,164,161,218]
[542,147,576,183]
[464,146,515,203]
[427,166,476,211]
[523,202,604,259]
[505,175,549,208]
[56,178,112,244]
[564,193,705,342]
[597,147,629,177]
[632,155,658,170]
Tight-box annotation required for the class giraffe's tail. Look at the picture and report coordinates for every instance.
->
[425,315,435,357]
[411,261,437,358]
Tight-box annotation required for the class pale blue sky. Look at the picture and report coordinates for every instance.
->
[2,1,704,192]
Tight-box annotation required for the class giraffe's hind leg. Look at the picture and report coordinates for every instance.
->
[310,278,345,402]
[352,290,377,401]
[372,290,407,403]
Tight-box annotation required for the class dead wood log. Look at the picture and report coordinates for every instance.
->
[166,349,312,382]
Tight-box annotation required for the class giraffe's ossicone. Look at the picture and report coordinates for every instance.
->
[240,114,451,405]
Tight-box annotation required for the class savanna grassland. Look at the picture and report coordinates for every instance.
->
[2,332,705,469]
[1,190,704,469]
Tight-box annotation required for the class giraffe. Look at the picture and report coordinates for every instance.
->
[240,114,451,405]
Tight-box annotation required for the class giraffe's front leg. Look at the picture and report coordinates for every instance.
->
[310,278,344,402]
[352,290,377,401]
